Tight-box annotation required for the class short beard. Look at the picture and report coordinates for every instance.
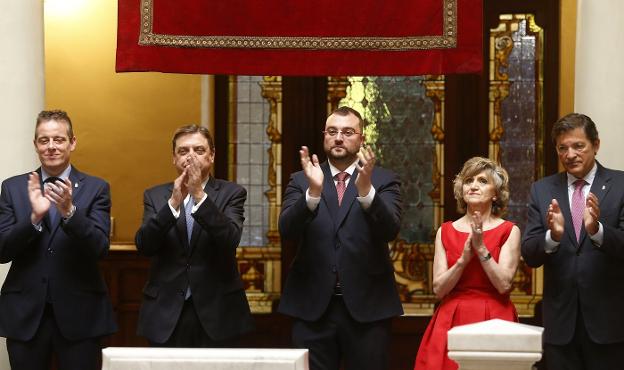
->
[327,148,357,167]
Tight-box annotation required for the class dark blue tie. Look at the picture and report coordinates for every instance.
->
[43,177,62,225]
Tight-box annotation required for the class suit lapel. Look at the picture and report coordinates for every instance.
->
[168,184,189,250]
[68,167,85,205]
[36,168,54,231]
[321,163,339,222]
[188,178,219,254]
[590,163,611,205]
[578,164,611,245]
[41,167,85,234]
[551,172,578,246]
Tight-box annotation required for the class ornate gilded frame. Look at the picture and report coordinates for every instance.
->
[229,76,283,313]
[137,0,457,50]
[489,14,544,316]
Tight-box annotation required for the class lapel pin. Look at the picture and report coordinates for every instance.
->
[74,183,79,188]
[602,185,606,190]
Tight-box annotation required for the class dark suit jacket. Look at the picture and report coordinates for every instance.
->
[0,167,116,341]
[522,162,624,345]
[135,177,254,343]
[278,162,404,322]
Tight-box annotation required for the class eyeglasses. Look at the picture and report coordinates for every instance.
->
[322,128,361,138]
[556,142,588,155]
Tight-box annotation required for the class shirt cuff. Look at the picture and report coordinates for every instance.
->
[544,230,560,254]
[62,205,76,221]
[589,222,604,246]
[356,186,376,210]
[305,188,321,211]
[169,199,181,218]
[191,193,208,213]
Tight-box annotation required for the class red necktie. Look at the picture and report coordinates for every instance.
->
[571,179,586,242]
[335,172,349,206]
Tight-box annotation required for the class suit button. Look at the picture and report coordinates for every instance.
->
[179,290,185,296]
[335,243,341,250]
[331,265,337,273]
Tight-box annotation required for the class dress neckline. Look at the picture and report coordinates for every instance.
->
[450,219,507,234]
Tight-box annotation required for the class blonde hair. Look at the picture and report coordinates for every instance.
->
[452,157,510,216]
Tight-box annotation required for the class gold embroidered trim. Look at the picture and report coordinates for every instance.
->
[138,0,457,50]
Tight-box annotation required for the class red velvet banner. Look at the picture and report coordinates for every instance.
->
[116,0,482,75]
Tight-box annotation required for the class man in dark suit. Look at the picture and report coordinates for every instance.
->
[279,106,403,370]
[522,113,624,370]
[0,110,116,370]
[136,124,253,347]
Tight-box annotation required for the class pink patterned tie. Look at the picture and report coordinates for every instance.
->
[571,179,587,242]
[335,172,349,206]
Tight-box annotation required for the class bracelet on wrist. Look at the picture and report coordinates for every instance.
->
[479,252,492,262]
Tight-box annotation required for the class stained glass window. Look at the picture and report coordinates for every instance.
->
[235,76,271,246]
[340,77,437,244]
[491,15,544,234]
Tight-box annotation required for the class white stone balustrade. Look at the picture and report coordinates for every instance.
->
[447,319,543,370]
[102,347,309,370]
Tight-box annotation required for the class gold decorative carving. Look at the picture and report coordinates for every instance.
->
[222,77,283,314]
[237,247,282,314]
[138,0,457,51]
[227,76,238,181]
[423,75,446,217]
[327,77,350,112]
[489,14,544,317]
[260,77,283,251]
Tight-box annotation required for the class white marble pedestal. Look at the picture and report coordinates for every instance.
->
[102,347,309,370]
[447,319,543,370]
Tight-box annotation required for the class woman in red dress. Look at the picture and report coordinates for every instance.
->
[414,157,521,370]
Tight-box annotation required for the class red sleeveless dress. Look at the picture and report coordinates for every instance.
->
[414,220,518,370]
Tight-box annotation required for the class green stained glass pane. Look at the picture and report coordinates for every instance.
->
[341,76,436,243]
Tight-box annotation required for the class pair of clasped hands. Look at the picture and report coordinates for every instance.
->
[547,194,600,241]
[170,154,206,211]
[459,211,488,264]
[28,172,73,224]
[299,145,376,198]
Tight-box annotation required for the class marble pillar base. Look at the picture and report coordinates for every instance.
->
[448,319,543,370]
[102,347,309,370]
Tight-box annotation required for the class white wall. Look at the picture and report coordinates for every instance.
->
[0,0,44,367]
[575,0,624,170]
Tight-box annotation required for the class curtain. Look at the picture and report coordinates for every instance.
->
[116,0,482,75]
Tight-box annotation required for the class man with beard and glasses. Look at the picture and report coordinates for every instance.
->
[278,106,403,370]
[523,113,624,370]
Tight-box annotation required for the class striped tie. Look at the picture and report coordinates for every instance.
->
[571,179,586,242]
[185,197,194,245]
[335,172,349,206]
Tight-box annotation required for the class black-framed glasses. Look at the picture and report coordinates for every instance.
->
[322,128,361,138]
